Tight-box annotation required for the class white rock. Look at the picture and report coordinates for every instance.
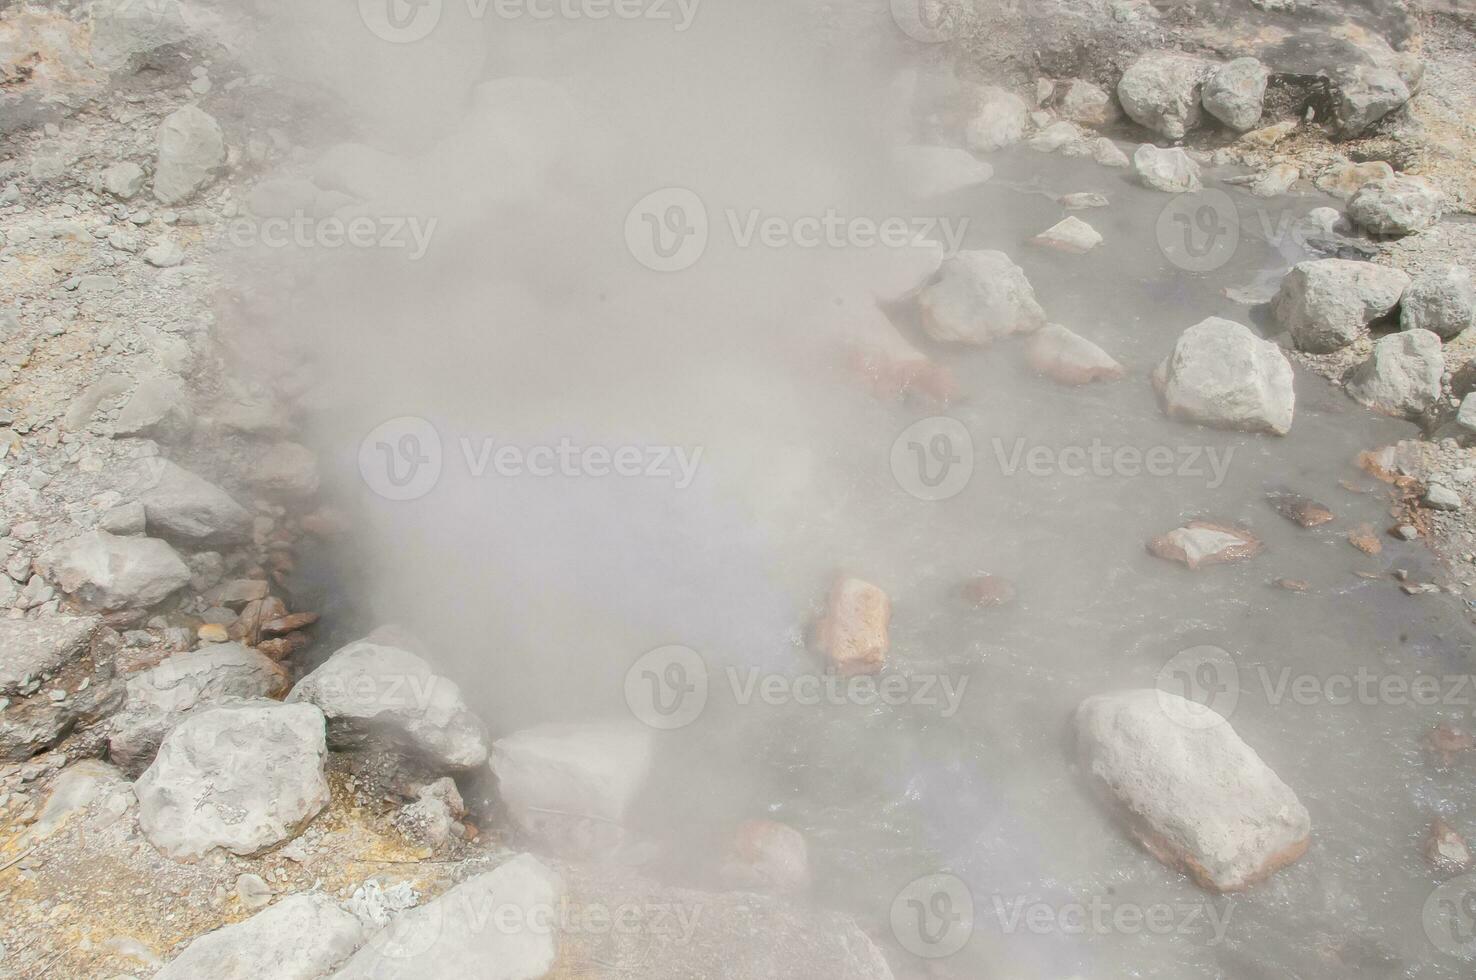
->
[109,644,288,773]
[0,616,99,695]
[1091,137,1131,168]
[100,161,145,199]
[1077,689,1310,892]
[154,892,366,979]
[1148,521,1262,569]
[1249,163,1299,198]
[1025,324,1125,385]
[135,700,330,859]
[1152,317,1295,434]
[1132,144,1201,193]
[916,250,1046,344]
[333,855,561,979]
[1272,259,1410,352]
[963,86,1029,153]
[1345,329,1444,419]
[153,105,225,205]
[1027,120,1087,153]
[1030,216,1102,254]
[1401,265,1475,339]
[40,531,190,610]
[143,238,185,268]
[1117,52,1212,139]
[891,145,992,200]
[1201,58,1268,132]
[114,376,194,442]
[1348,176,1444,236]
[288,639,488,773]
[490,723,653,856]
[139,460,253,545]
[1057,79,1119,127]
[1332,65,1411,138]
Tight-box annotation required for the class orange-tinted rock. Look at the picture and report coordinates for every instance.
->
[262,612,319,637]
[1147,521,1262,570]
[1348,524,1382,554]
[814,577,890,675]
[1423,722,1474,766]
[1024,324,1125,386]
[257,631,310,661]
[1266,492,1334,527]
[1425,818,1472,872]
[1274,578,1309,592]
[720,819,810,894]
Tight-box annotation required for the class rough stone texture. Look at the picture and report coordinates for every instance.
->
[891,145,992,199]
[1057,79,1118,127]
[1314,159,1394,200]
[153,105,226,204]
[155,892,366,980]
[963,86,1028,153]
[1331,64,1411,138]
[113,376,194,441]
[1152,317,1295,435]
[30,760,129,839]
[1132,144,1201,193]
[1117,52,1211,139]
[1025,323,1124,385]
[109,645,289,773]
[1077,689,1311,892]
[1272,259,1410,353]
[1147,521,1263,569]
[814,577,890,675]
[916,250,1045,344]
[287,639,488,773]
[490,723,654,857]
[1347,176,1444,236]
[1029,216,1102,253]
[248,441,321,497]
[140,460,253,545]
[40,530,190,610]
[1401,265,1475,339]
[0,615,99,695]
[1201,57,1268,132]
[331,854,562,980]
[1091,137,1130,168]
[1345,329,1445,419]
[100,161,145,199]
[134,700,330,859]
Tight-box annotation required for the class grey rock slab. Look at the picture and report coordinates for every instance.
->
[40,531,190,610]
[0,615,99,696]
[153,105,225,205]
[155,892,366,980]
[1345,328,1444,419]
[1202,57,1268,132]
[139,460,252,545]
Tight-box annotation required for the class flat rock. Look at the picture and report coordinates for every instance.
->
[1202,58,1268,132]
[1152,317,1295,434]
[1272,259,1409,353]
[288,639,488,773]
[109,644,289,773]
[156,892,366,980]
[113,376,193,442]
[1401,265,1474,340]
[139,460,253,545]
[916,250,1046,344]
[490,723,654,857]
[1029,216,1102,253]
[1025,323,1125,385]
[0,615,99,696]
[1425,483,1462,511]
[1348,176,1443,236]
[1132,144,1201,193]
[1148,521,1263,569]
[153,105,225,205]
[331,854,561,979]
[1345,329,1444,419]
[41,531,190,610]
[135,700,330,859]
[1077,689,1310,891]
[1117,52,1211,139]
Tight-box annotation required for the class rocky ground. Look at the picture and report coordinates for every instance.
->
[0,0,1474,977]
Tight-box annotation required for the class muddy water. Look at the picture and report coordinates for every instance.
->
[308,145,1476,978]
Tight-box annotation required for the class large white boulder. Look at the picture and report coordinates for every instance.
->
[40,530,190,610]
[490,722,654,857]
[135,700,330,859]
[1348,176,1443,236]
[1117,53,1212,139]
[1272,259,1410,353]
[1201,58,1268,132]
[1132,144,1201,193]
[1076,689,1311,892]
[1152,317,1295,435]
[916,250,1046,344]
[1345,329,1445,419]
[156,893,366,979]
[139,460,253,545]
[288,639,488,773]
[1401,265,1475,339]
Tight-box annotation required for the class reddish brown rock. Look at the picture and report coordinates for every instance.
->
[814,577,890,676]
[1147,521,1262,570]
[846,347,957,409]
[1423,722,1474,766]
[1266,492,1334,528]
[962,574,1017,607]
[262,612,319,637]
[257,632,311,661]
[1348,524,1382,555]
[1425,818,1472,872]
[1274,578,1309,592]
[720,819,810,894]
[1024,324,1125,386]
